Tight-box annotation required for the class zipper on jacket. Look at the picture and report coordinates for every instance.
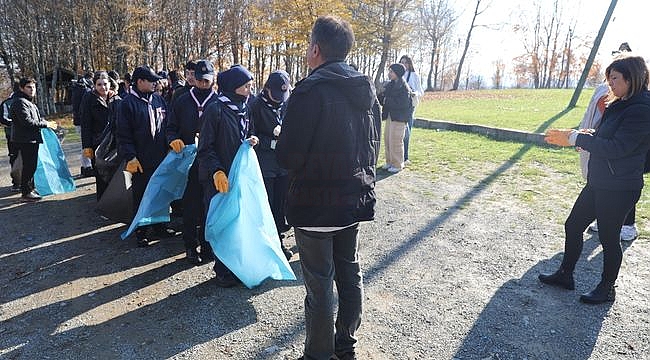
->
[606,160,615,175]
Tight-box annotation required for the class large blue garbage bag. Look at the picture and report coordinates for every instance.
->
[34,128,76,196]
[121,145,197,239]
[205,143,296,289]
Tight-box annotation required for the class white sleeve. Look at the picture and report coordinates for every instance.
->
[406,72,424,97]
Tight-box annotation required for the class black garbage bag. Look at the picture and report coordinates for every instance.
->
[96,163,133,224]
[95,121,120,185]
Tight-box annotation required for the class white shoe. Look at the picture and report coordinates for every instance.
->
[588,221,598,232]
[387,166,401,173]
[404,159,411,166]
[381,163,391,170]
[620,224,638,241]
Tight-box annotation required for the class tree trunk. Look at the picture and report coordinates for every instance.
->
[452,0,481,90]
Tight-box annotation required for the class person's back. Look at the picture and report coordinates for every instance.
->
[276,16,378,360]
[279,62,378,226]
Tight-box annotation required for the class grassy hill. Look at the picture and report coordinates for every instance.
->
[416,88,594,132]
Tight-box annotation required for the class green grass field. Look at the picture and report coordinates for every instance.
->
[416,88,593,132]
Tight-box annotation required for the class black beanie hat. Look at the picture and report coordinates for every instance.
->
[389,63,406,77]
[217,65,254,93]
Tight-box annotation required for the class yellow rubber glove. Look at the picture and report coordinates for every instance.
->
[213,170,229,193]
[126,157,143,173]
[83,148,94,159]
[169,139,185,153]
[544,129,573,147]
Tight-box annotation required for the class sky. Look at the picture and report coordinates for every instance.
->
[451,0,649,86]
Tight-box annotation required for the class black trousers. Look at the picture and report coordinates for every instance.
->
[4,127,18,186]
[182,162,206,250]
[132,170,153,239]
[14,142,39,195]
[263,174,289,235]
[561,184,640,284]
[91,157,109,200]
[202,181,231,276]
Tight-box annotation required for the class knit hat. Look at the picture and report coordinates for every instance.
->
[217,65,254,93]
[389,63,406,77]
[264,70,292,103]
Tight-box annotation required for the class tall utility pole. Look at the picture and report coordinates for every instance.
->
[568,0,617,108]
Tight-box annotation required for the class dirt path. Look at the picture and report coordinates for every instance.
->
[0,141,648,359]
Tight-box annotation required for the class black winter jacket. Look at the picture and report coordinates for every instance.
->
[379,78,412,122]
[576,91,650,191]
[197,97,254,185]
[166,87,217,146]
[249,92,287,178]
[10,92,49,144]
[80,91,121,149]
[276,61,380,227]
[116,88,168,171]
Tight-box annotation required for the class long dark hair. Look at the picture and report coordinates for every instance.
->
[399,55,415,72]
[606,54,649,101]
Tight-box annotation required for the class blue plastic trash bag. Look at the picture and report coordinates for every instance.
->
[34,128,76,196]
[121,145,197,239]
[205,143,296,289]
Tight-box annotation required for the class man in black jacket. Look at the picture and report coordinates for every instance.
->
[166,59,218,264]
[276,16,380,360]
[117,65,177,246]
[10,77,58,201]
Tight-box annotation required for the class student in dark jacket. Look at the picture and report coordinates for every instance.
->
[276,16,380,360]
[249,70,293,260]
[170,60,196,105]
[379,63,412,173]
[166,59,218,265]
[197,64,258,287]
[117,65,177,247]
[541,54,650,304]
[1,89,19,191]
[10,77,58,201]
[80,71,122,200]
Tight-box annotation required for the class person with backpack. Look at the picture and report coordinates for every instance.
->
[80,71,122,200]
[378,63,413,173]
[399,55,424,166]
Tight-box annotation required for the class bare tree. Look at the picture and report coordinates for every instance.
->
[451,0,487,90]
[419,0,456,91]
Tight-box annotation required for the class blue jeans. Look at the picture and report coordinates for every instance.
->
[403,109,415,161]
[295,225,363,360]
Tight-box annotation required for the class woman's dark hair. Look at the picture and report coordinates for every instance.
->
[19,77,36,88]
[310,16,354,61]
[606,54,649,100]
[399,55,415,72]
[93,71,110,84]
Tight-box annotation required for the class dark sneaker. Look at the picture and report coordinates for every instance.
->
[214,273,240,288]
[21,191,42,202]
[10,184,21,192]
[80,166,95,178]
[336,352,357,360]
[153,224,182,238]
[538,268,575,290]
[186,248,201,265]
[137,237,153,247]
[199,249,215,263]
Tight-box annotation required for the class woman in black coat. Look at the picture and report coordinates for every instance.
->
[80,71,121,199]
[379,63,413,173]
[540,54,650,304]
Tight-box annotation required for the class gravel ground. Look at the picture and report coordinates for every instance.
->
[0,140,649,360]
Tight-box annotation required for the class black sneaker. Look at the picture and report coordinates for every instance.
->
[10,184,21,192]
[186,248,201,265]
[153,224,182,238]
[214,273,240,288]
[21,191,42,202]
[281,245,293,260]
